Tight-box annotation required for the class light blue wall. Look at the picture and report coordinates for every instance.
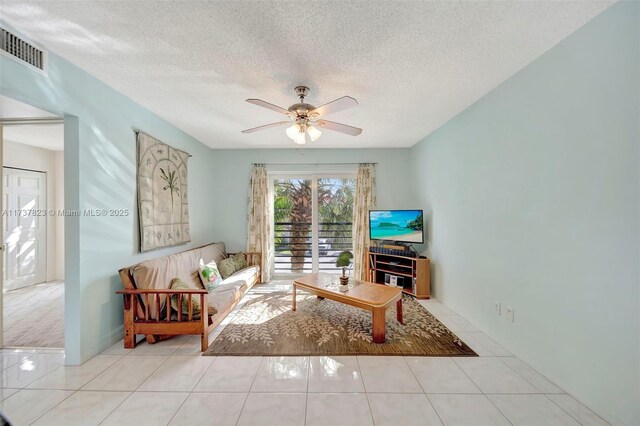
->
[210,148,413,251]
[0,50,218,364]
[410,3,639,425]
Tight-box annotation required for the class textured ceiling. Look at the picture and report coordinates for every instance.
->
[0,1,612,149]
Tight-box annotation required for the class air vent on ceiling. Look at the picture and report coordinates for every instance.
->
[1,27,46,71]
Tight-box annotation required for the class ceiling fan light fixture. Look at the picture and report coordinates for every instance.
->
[286,124,301,139]
[292,132,306,145]
[307,125,321,142]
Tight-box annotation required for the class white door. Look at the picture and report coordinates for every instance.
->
[2,168,47,291]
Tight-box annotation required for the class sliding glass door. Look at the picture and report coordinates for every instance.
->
[272,174,355,275]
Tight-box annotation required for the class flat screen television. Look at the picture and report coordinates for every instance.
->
[369,209,424,244]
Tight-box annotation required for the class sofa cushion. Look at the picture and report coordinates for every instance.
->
[218,258,236,279]
[200,242,227,265]
[198,258,222,292]
[206,287,236,316]
[206,265,260,316]
[231,252,247,270]
[221,265,260,288]
[169,278,202,315]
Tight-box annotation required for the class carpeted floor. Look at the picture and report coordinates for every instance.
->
[3,281,64,348]
[204,290,476,357]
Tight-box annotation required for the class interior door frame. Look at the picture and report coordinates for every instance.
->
[0,117,65,350]
[269,171,356,278]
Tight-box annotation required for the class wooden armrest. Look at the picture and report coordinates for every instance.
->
[116,289,208,295]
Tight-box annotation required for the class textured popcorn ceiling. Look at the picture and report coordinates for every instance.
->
[0,1,612,149]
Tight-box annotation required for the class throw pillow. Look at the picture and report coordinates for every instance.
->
[169,278,201,315]
[231,252,247,270]
[199,258,222,292]
[218,257,237,279]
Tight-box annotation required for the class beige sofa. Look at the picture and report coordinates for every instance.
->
[117,242,261,351]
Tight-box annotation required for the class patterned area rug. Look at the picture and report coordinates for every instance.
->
[204,291,476,356]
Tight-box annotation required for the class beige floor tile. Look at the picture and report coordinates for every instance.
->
[100,339,135,355]
[547,394,610,426]
[454,357,538,393]
[169,392,247,426]
[0,388,19,401]
[488,394,580,425]
[194,356,262,392]
[0,389,73,426]
[308,356,365,393]
[0,353,32,371]
[357,356,422,393]
[428,394,511,426]
[469,332,513,356]
[368,393,443,426]
[454,332,495,356]
[0,353,65,388]
[82,355,167,391]
[101,391,188,426]
[406,357,481,393]
[250,356,309,393]
[501,357,563,393]
[237,393,306,426]
[27,355,122,390]
[306,393,373,426]
[32,390,130,426]
[138,355,213,392]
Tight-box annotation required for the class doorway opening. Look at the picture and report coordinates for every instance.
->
[1,118,64,348]
[272,174,355,276]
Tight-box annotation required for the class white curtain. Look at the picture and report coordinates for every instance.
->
[247,164,274,282]
[352,163,376,281]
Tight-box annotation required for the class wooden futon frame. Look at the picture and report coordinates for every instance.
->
[117,252,261,352]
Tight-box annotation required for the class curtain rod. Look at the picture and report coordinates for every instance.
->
[252,162,377,166]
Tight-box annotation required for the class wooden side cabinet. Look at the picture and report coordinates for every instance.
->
[366,250,431,299]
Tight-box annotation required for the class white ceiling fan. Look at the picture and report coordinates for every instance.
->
[241,86,362,144]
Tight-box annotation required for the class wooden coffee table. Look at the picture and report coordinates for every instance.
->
[292,273,403,343]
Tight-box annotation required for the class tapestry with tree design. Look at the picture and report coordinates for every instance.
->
[137,131,190,252]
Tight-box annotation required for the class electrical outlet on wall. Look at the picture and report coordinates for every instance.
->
[506,306,514,322]
[493,301,501,315]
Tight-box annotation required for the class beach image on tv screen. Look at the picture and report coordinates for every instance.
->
[370,210,423,242]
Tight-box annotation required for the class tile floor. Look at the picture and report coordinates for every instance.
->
[0,281,609,426]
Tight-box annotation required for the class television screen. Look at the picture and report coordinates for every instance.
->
[369,210,424,243]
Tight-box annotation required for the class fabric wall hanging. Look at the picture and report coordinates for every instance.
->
[137,131,191,252]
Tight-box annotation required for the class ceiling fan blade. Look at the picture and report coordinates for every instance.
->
[315,120,362,136]
[310,96,358,117]
[241,121,290,134]
[246,99,291,115]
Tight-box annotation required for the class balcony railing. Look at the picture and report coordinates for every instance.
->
[274,221,352,274]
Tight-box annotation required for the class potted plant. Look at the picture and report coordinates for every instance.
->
[335,250,353,291]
